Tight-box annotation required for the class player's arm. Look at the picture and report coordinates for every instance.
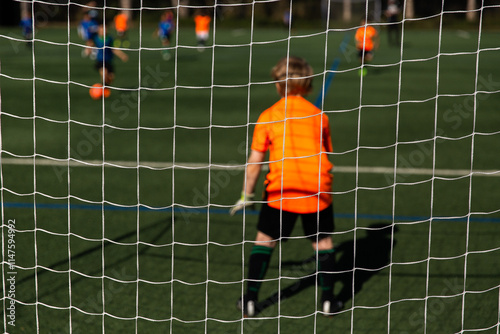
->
[229,149,265,216]
[113,48,129,62]
[244,149,265,195]
[153,24,162,37]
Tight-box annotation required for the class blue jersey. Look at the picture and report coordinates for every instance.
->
[20,17,33,38]
[158,20,173,38]
[78,18,98,41]
[93,35,114,63]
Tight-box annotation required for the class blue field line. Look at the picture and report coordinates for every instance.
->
[2,202,499,224]
[314,32,352,108]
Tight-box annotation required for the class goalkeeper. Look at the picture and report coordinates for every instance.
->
[355,18,379,76]
[230,56,342,317]
[194,9,211,51]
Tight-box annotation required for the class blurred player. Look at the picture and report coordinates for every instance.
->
[113,11,130,48]
[92,22,128,94]
[156,10,175,60]
[230,56,342,317]
[19,13,33,48]
[354,18,379,76]
[194,9,211,51]
[78,10,99,58]
[85,1,99,21]
[385,0,401,46]
[283,9,291,30]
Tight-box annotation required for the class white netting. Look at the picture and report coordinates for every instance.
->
[1,0,500,333]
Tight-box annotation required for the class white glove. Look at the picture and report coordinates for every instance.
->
[229,191,255,216]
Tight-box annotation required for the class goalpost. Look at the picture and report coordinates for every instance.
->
[1,0,500,333]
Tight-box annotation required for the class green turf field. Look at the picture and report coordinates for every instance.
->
[1,21,500,333]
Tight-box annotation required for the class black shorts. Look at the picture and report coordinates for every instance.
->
[257,202,334,242]
[95,61,114,74]
[358,49,373,58]
[160,33,171,41]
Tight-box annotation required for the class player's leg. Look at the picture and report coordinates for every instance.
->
[310,222,337,305]
[97,64,105,84]
[238,203,297,316]
[388,21,400,46]
[101,63,115,86]
[161,36,171,60]
[364,50,374,63]
[242,207,277,314]
[196,32,204,47]
[304,205,343,316]
[238,231,274,316]
[247,230,277,293]
[87,34,98,59]
[357,49,367,76]
[24,31,33,48]
[197,31,208,51]
[84,39,93,57]
[160,35,170,48]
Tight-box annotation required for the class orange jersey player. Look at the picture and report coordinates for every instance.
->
[355,18,379,75]
[230,56,342,318]
[385,0,401,46]
[194,10,211,50]
[113,11,130,47]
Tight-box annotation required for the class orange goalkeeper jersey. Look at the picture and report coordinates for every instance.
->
[251,95,334,214]
[114,13,129,33]
[355,25,377,51]
[194,14,211,33]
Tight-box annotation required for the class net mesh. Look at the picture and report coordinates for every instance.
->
[1,0,500,333]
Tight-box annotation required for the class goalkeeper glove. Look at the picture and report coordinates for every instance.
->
[229,191,255,216]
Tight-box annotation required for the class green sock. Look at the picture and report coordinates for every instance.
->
[246,245,274,300]
[317,249,336,299]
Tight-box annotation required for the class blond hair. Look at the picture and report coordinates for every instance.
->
[271,56,313,96]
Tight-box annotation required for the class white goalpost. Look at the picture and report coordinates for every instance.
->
[1,0,500,333]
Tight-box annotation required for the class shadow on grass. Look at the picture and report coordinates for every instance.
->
[335,222,396,304]
[14,216,173,301]
[255,222,396,314]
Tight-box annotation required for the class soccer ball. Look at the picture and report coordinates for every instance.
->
[89,83,111,100]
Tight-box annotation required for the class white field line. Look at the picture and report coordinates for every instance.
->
[1,157,499,177]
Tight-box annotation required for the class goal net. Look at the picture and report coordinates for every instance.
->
[1,0,500,333]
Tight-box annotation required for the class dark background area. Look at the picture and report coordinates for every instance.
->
[1,0,500,27]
